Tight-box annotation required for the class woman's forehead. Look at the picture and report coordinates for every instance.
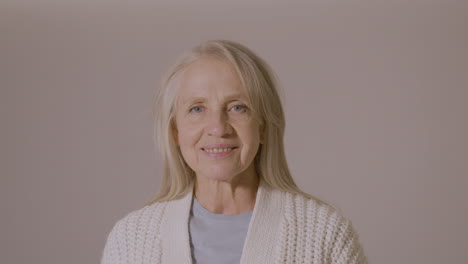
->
[180,57,239,87]
[176,57,249,104]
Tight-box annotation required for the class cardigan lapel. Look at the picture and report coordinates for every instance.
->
[160,188,194,264]
[240,179,284,264]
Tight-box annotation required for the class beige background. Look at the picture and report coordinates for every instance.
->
[2,0,467,263]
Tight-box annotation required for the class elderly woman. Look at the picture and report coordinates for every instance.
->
[101,40,367,264]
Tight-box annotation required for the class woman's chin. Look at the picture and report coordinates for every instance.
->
[202,173,237,183]
[195,164,256,183]
[195,169,241,183]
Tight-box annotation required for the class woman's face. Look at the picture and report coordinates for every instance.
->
[173,56,261,183]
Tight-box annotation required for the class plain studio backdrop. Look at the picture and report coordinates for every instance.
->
[1,0,467,263]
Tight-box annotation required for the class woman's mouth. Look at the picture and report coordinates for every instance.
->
[201,147,238,159]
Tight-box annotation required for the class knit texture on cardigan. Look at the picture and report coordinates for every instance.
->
[101,180,368,264]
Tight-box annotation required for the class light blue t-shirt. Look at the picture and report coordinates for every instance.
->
[189,197,253,264]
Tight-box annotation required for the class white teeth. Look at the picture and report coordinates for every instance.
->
[205,148,232,153]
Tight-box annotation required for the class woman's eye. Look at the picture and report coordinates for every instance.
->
[231,105,247,112]
[189,106,204,113]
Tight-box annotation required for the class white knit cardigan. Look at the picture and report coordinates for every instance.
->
[101,179,368,264]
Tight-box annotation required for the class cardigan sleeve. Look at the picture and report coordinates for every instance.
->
[331,216,368,264]
[100,219,124,264]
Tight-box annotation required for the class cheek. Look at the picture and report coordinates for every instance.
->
[239,123,261,151]
[177,122,202,148]
[246,122,261,142]
[176,124,202,168]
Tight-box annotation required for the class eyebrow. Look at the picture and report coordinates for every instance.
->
[181,94,248,105]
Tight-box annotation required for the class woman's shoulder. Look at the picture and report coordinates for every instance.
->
[108,201,168,236]
[278,189,358,234]
[101,201,169,263]
[278,190,367,263]
[278,188,342,216]
[261,180,342,217]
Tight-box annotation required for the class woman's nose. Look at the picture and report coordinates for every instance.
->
[206,111,232,137]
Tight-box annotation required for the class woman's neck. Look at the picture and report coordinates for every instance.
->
[194,170,259,215]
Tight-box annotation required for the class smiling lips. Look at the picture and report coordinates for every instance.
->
[201,145,238,159]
